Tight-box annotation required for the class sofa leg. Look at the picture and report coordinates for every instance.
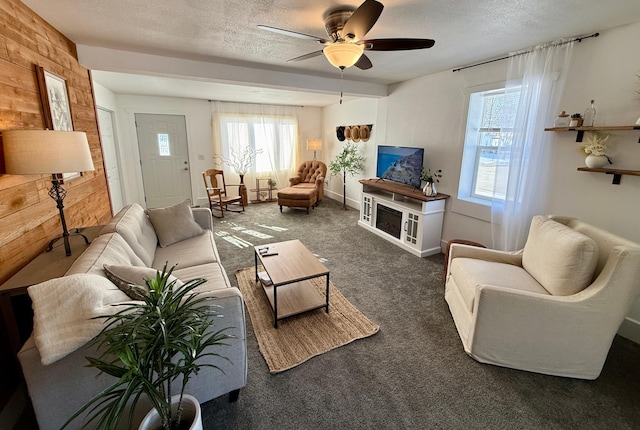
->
[229,389,240,403]
[279,206,283,213]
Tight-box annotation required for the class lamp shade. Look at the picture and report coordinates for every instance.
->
[323,42,364,69]
[307,139,323,151]
[3,130,94,174]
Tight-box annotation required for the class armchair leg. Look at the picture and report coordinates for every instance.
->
[229,389,240,403]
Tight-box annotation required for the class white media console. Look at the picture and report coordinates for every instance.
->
[358,179,448,258]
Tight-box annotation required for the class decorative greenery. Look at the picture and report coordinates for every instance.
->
[578,132,609,156]
[267,178,276,188]
[578,132,612,164]
[63,264,231,430]
[421,168,442,184]
[329,142,365,210]
[214,147,262,175]
[571,113,582,119]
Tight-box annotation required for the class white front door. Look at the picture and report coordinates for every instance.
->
[97,107,124,214]
[135,113,192,208]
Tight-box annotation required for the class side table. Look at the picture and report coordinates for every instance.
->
[250,178,278,203]
[0,225,103,358]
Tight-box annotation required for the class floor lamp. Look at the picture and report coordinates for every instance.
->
[3,130,95,256]
[307,139,323,160]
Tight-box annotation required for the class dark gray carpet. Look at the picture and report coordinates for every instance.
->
[202,198,640,429]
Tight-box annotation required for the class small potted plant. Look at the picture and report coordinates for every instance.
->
[63,265,232,430]
[569,113,583,127]
[420,168,442,196]
[267,178,276,189]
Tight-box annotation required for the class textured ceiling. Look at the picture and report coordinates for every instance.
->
[22,0,640,105]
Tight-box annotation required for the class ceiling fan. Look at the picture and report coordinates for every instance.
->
[258,0,435,70]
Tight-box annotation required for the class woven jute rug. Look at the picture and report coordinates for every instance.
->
[235,267,380,374]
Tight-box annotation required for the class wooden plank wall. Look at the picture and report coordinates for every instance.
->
[0,0,112,408]
[0,0,112,285]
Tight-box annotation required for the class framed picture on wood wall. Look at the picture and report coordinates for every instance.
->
[35,64,80,181]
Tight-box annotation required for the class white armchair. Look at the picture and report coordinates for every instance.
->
[444,215,640,379]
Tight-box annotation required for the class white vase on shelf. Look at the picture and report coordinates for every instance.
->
[585,154,609,169]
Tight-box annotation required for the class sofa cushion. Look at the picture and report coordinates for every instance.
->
[66,233,146,276]
[522,216,599,296]
[28,274,133,365]
[103,264,183,300]
[147,199,205,248]
[450,258,549,313]
[152,231,219,270]
[100,203,158,266]
[173,262,231,293]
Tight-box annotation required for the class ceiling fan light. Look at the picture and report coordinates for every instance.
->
[323,43,364,69]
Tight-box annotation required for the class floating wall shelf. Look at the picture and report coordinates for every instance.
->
[544,125,640,142]
[576,167,640,185]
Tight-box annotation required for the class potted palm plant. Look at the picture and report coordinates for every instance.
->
[329,141,365,210]
[63,265,232,430]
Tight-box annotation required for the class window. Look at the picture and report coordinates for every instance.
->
[157,133,170,156]
[218,114,296,173]
[458,86,520,205]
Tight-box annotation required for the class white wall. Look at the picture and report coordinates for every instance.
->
[93,93,323,208]
[322,98,381,207]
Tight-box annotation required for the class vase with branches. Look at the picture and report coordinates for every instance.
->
[63,264,232,430]
[329,142,365,210]
[214,147,262,177]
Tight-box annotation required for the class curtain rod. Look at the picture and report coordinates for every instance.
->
[452,32,599,73]
[207,99,305,108]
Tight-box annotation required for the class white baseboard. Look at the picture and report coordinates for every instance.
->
[324,189,359,209]
[618,317,640,344]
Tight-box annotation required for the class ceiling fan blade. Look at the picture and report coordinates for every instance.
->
[257,25,329,44]
[342,0,384,42]
[355,54,373,70]
[361,38,436,51]
[287,50,324,62]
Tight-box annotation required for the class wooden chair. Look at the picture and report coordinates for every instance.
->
[202,169,244,218]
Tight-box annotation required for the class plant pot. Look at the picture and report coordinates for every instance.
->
[585,154,609,169]
[139,394,202,430]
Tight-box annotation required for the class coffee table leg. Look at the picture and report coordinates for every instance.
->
[325,274,330,314]
[274,285,278,328]
[254,250,258,282]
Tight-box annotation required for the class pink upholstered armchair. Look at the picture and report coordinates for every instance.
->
[289,161,327,201]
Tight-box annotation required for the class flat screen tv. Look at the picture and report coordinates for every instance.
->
[376,145,424,189]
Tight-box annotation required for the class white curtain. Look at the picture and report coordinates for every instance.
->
[210,101,300,195]
[491,40,575,251]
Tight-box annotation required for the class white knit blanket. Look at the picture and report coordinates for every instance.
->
[28,273,134,365]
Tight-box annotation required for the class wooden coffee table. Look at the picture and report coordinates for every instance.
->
[254,240,329,328]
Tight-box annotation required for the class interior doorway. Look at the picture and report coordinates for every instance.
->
[97,107,124,214]
[134,113,192,208]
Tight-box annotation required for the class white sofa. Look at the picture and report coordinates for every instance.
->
[18,202,247,429]
[445,215,640,379]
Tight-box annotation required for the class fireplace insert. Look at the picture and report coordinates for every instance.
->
[376,204,402,239]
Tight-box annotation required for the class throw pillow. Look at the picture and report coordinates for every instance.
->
[522,216,599,296]
[103,264,183,300]
[146,199,205,247]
